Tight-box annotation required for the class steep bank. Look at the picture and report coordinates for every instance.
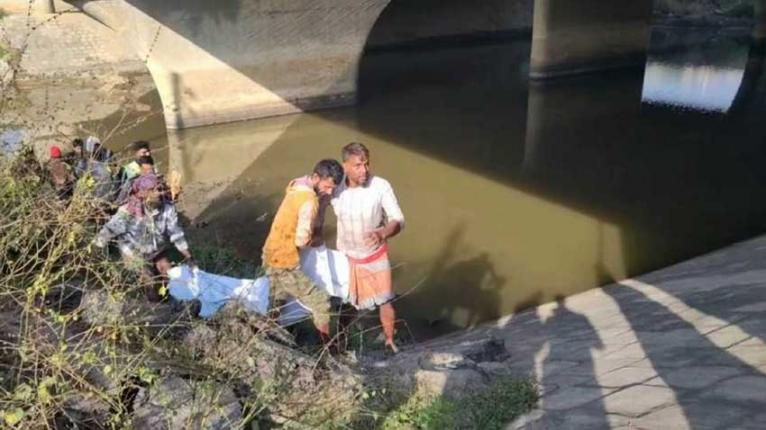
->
[0,151,536,428]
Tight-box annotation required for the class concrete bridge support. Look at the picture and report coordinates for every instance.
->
[755,0,766,43]
[530,0,654,78]
[81,0,389,129]
[73,0,659,129]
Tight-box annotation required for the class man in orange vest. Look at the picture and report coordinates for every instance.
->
[262,159,344,344]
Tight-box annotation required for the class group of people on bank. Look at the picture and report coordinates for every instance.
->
[46,138,191,301]
[47,137,167,204]
[52,138,404,353]
[262,142,405,352]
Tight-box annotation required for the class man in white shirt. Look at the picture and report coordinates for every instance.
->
[329,142,405,353]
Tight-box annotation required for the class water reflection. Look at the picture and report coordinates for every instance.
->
[642,64,746,112]
[150,28,766,336]
[641,27,751,113]
[0,129,24,158]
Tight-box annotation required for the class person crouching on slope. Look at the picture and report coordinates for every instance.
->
[93,173,193,301]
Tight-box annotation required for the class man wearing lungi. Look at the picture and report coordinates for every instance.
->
[330,142,405,353]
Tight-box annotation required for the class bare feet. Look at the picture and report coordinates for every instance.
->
[384,341,399,356]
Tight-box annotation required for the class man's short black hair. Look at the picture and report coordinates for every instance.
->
[131,140,151,152]
[313,159,344,185]
[138,155,154,166]
[341,142,370,162]
[72,138,83,148]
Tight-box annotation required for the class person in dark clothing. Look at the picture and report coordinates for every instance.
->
[77,136,116,204]
[70,138,87,178]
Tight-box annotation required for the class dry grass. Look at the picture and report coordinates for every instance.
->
[0,147,364,429]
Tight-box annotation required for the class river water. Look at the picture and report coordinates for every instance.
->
[36,26,766,336]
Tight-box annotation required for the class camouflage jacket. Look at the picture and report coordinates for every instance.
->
[95,202,188,258]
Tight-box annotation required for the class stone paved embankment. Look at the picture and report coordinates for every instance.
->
[380,235,766,429]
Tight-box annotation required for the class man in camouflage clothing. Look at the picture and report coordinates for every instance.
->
[94,174,192,301]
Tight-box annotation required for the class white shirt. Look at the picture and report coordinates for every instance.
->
[331,176,405,259]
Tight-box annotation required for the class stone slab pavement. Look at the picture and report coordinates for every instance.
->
[403,234,766,429]
[0,11,144,78]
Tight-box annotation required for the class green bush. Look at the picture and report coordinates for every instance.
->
[194,245,260,279]
[0,149,358,429]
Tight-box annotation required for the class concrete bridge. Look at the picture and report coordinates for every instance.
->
[19,0,766,129]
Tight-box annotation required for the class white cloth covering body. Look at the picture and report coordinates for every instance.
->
[167,246,349,325]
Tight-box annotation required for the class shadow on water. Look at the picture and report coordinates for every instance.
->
[405,224,506,336]
[357,23,766,332]
[102,0,766,341]
[357,33,531,182]
[168,23,766,339]
[14,2,766,427]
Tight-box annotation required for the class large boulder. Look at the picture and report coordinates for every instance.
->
[366,335,514,399]
[182,303,363,424]
[77,296,364,426]
[131,376,242,430]
[78,289,197,336]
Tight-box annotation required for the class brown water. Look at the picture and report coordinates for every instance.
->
[139,27,766,335]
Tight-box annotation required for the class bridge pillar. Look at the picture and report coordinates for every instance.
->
[530,0,653,79]
[755,0,766,44]
[83,0,389,129]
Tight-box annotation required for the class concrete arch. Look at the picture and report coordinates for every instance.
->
[72,0,662,130]
[362,0,533,51]
[357,0,534,102]
[79,0,391,129]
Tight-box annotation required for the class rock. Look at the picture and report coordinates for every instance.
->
[73,298,364,427]
[131,376,242,430]
[75,290,200,395]
[78,289,195,336]
[0,128,24,159]
[414,368,489,397]
[53,385,113,428]
[40,283,83,314]
[188,302,319,389]
[369,336,513,399]
[466,338,510,362]
[419,351,473,371]
[181,303,363,423]
[477,361,512,376]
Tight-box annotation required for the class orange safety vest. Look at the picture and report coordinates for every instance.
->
[262,181,318,269]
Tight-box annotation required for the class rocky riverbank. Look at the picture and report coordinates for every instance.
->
[0,152,536,428]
